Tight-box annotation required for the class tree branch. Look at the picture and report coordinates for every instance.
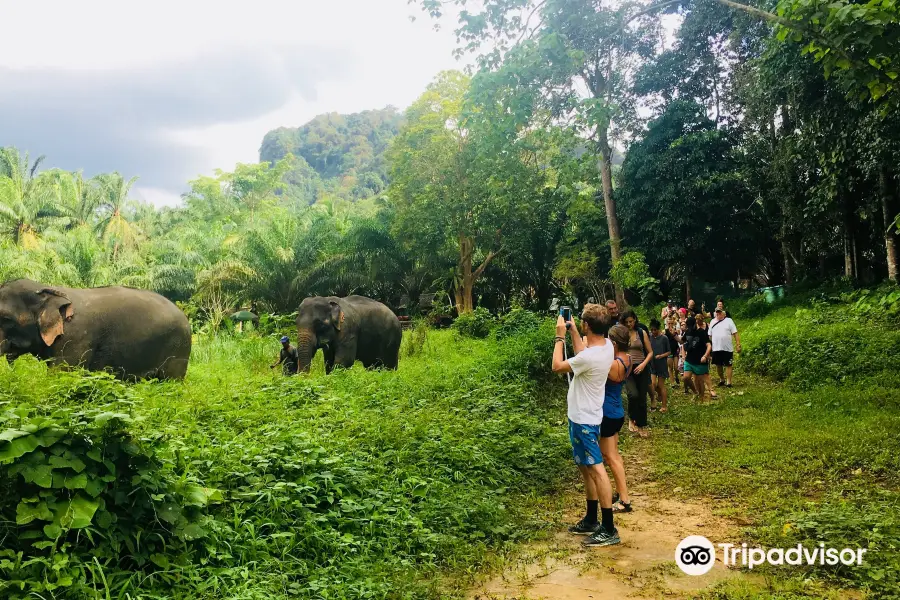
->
[473,246,503,280]
[516,0,547,45]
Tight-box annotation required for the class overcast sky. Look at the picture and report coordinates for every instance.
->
[0,0,463,206]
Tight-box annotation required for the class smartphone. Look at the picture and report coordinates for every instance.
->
[560,306,572,322]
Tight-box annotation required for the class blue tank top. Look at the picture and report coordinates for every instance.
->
[604,356,632,420]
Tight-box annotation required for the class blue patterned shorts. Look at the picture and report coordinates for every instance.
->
[568,420,604,466]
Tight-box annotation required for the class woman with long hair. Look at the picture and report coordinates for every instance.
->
[620,310,654,437]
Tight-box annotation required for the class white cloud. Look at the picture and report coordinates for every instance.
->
[0,0,465,204]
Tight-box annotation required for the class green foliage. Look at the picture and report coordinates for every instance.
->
[452,306,496,338]
[644,291,900,599]
[0,386,214,598]
[495,308,544,340]
[775,0,900,104]
[738,286,900,389]
[0,325,567,598]
[259,108,403,202]
[609,251,660,306]
[401,320,430,358]
[618,101,761,288]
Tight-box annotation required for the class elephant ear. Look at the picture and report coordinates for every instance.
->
[37,289,74,347]
[329,301,344,332]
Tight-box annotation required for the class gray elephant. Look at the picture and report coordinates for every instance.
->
[296,295,401,373]
[0,279,191,381]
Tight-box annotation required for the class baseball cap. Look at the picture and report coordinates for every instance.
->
[714,307,724,313]
[280,336,289,343]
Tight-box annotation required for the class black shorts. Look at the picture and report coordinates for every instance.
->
[712,351,734,366]
[600,416,625,438]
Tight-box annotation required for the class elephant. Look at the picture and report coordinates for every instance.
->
[0,279,192,381]
[296,295,401,374]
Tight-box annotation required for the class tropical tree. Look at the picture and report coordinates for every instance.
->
[618,100,760,295]
[389,71,508,313]
[94,172,141,258]
[416,0,664,305]
[47,169,101,231]
[0,148,60,246]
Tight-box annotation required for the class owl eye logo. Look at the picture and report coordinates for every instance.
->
[675,535,716,575]
[680,546,712,565]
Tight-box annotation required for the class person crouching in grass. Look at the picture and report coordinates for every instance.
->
[552,304,620,547]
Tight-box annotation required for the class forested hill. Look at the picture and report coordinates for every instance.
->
[258,107,403,203]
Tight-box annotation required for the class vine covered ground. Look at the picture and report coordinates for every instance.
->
[1,322,571,599]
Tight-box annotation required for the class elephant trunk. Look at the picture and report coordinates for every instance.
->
[296,328,317,373]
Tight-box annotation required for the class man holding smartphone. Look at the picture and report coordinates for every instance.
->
[552,304,620,547]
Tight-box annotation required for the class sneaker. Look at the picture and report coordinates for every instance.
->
[583,526,621,547]
[718,379,726,386]
[568,518,600,535]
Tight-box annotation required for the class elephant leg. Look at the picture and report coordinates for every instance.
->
[332,342,357,372]
[323,346,336,375]
[383,338,401,370]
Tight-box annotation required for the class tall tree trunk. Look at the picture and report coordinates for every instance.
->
[598,134,625,307]
[780,220,794,288]
[455,233,499,314]
[843,210,856,280]
[879,165,899,282]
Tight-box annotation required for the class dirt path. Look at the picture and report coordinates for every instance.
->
[470,453,760,600]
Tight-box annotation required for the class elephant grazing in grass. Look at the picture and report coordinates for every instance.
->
[296,295,401,374]
[0,279,191,381]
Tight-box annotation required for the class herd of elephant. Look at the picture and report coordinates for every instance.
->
[0,279,402,381]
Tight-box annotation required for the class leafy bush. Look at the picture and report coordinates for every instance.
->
[495,308,544,340]
[740,303,900,390]
[0,395,216,598]
[453,307,495,338]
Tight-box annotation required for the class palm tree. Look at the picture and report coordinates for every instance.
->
[47,169,102,230]
[0,147,61,246]
[94,172,141,258]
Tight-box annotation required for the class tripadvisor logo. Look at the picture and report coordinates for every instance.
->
[675,536,868,576]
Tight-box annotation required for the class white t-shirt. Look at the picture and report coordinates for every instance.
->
[566,341,614,425]
[710,317,738,352]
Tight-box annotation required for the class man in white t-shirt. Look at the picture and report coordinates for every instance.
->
[552,304,619,547]
[710,307,742,387]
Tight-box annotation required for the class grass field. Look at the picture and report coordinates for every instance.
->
[642,302,900,599]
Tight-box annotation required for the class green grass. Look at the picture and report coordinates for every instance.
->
[643,300,900,599]
[0,326,571,599]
